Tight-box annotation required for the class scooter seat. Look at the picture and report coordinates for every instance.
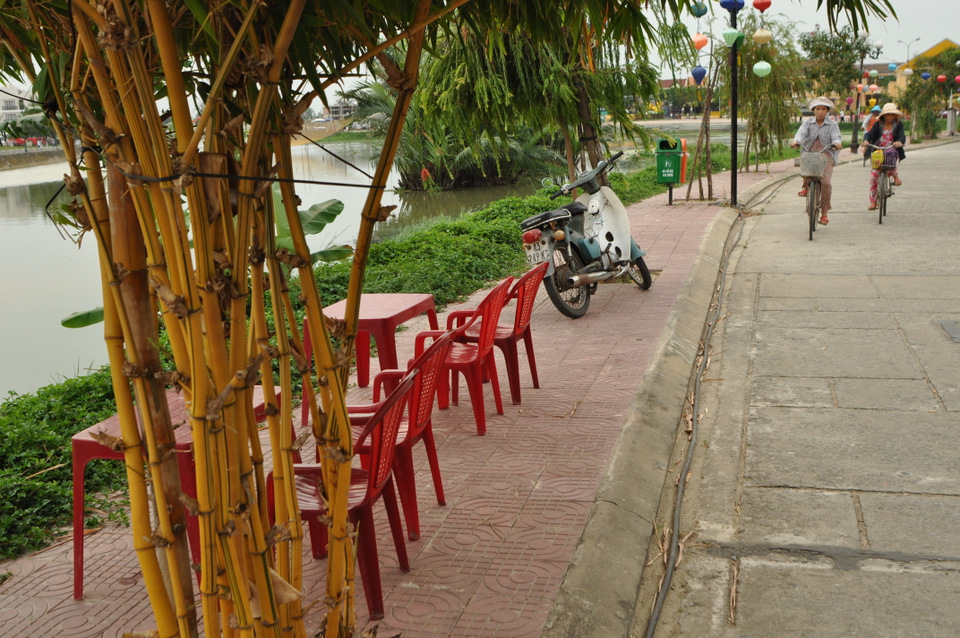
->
[559,202,588,216]
[520,208,572,231]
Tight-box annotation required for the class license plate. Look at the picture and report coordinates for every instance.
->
[523,238,552,264]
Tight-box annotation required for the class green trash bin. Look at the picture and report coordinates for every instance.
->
[655,138,687,184]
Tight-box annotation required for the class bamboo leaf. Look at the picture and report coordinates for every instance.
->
[311,245,354,263]
[61,307,104,328]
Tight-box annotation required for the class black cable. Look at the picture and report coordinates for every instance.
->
[644,205,747,638]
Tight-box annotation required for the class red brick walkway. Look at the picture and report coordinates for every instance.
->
[0,160,799,637]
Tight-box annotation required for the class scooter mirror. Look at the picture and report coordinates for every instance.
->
[541,177,554,189]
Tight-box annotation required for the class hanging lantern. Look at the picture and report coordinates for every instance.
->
[692,65,708,85]
[752,61,772,77]
[856,83,864,92]
[690,1,709,17]
[863,70,870,78]
[753,28,773,45]
[903,68,914,77]
[937,74,947,83]
[868,98,877,107]
[846,96,854,106]
[868,84,880,93]
[869,69,878,78]
[692,33,709,50]
[921,72,931,80]
[722,27,745,47]
[956,75,960,83]
[719,0,745,12]
[753,0,771,12]
[888,63,898,72]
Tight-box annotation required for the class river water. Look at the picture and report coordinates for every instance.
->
[0,142,537,399]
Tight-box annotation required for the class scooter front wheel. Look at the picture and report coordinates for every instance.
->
[625,256,652,290]
[543,248,591,319]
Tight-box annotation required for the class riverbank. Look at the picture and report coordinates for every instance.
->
[0,148,66,170]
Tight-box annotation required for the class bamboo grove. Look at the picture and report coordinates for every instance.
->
[0,1,895,636]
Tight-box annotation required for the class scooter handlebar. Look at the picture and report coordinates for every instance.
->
[550,152,625,198]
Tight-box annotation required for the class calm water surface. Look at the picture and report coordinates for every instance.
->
[0,143,536,399]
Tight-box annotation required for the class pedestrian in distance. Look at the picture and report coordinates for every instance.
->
[863,102,906,211]
[861,104,882,132]
[791,96,843,225]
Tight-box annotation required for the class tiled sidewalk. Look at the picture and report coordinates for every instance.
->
[0,161,797,637]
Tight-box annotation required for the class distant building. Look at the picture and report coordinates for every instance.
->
[887,38,960,99]
[0,85,30,123]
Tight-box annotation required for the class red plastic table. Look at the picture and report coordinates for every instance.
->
[323,293,440,387]
[71,386,273,599]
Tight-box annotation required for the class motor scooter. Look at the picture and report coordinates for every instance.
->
[520,151,651,319]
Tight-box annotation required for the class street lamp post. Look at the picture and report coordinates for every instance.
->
[898,37,921,65]
[850,38,883,153]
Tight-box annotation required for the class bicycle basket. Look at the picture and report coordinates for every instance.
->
[799,152,827,178]
[871,149,884,170]
[882,147,898,170]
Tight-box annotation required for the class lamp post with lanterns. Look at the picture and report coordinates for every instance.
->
[850,36,883,153]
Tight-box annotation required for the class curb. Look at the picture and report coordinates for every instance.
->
[542,206,739,638]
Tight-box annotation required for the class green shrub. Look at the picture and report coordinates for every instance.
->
[0,368,124,558]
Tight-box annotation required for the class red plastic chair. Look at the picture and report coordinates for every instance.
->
[457,262,547,405]
[268,371,417,620]
[349,331,454,541]
[416,277,513,436]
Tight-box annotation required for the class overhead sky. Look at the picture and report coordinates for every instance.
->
[661,0,959,76]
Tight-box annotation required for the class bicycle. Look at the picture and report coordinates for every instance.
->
[795,146,832,241]
[863,142,898,224]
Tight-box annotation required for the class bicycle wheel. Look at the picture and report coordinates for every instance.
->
[877,172,887,224]
[807,180,819,240]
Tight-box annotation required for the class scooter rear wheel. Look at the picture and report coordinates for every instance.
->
[543,247,591,319]
[625,256,652,290]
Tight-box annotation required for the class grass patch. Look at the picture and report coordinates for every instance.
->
[0,369,126,559]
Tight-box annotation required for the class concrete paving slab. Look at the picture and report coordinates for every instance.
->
[735,488,863,551]
[859,492,960,558]
[835,378,942,411]
[759,274,878,298]
[752,326,921,379]
[751,376,833,408]
[746,407,960,494]
[732,557,960,638]
[757,309,897,330]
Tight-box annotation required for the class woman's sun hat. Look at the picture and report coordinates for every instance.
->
[878,102,903,118]
[808,96,835,111]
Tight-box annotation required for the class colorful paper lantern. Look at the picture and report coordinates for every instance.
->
[752,61,772,77]
[719,0,745,12]
[921,72,931,80]
[692,65,708,85]
[722,27,745,47]
[856,83,864,92]
[753,0,771,11]
[956,76,960,83]
[868,98,877,107]
[752,28,772,45]
[903,68,914,77]
[846,96,854,106]
[692,33,709,50]
[869,69,878,78]
[863,70,870,78]
[888,63,898,71]
[868,84,880,93]
[937,74,947,83]
[690,1,709,17]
